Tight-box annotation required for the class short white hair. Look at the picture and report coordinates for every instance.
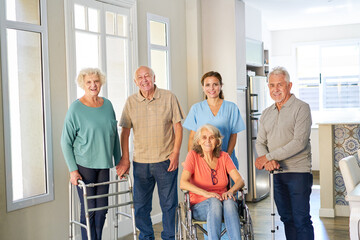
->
[269,66,290,83]
[76,68,106,89]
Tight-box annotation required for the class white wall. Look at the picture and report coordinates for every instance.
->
[201,0,239,104]
[245,4,262,41]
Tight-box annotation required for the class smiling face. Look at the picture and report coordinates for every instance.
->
[202,76,222,99]
[268,73,292,106]
[134,66,155,93]
[198,128,217,154]
[83,74,101,97]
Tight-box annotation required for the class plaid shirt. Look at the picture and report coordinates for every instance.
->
[120,86,184,163]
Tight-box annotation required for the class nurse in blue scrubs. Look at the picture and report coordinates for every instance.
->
[184,71,245,169]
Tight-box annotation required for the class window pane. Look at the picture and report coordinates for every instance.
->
[321,45,360,109]
[106,12,115,35]
[75,31,100,97]
[106,37,128,119]
[88,8,99,33]
[298,83,319,111]
[321,45,360,76]
[74,4,86,30]
[150,20,166,46]
[324,77,360,109]
[6,0,40,25]
[297,45,319,78]
[6,29,46,200]
[150,49,168,89]
[117,14,127,37]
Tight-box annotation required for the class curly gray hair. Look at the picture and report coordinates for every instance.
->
[76,68,106,89]
[192,124,223,158]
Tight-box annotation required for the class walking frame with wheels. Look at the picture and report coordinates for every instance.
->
[175,188,254,240]
[69,174,136,240]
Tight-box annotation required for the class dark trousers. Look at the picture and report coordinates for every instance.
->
[133,160,178,240]
[77,165,110,240]
[274,172,314,240]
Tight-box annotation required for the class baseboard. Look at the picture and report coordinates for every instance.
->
[335,205,350,217]
[319,208,335,218]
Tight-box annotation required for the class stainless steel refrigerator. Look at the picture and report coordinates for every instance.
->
[245,75,270,202]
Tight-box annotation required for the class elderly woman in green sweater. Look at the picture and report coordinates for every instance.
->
[61,68,121,240]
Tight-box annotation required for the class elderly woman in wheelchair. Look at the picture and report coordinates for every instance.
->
[180,124,245,240]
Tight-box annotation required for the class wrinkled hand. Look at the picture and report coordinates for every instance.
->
[167,152,179,172]
[70,170,82,186]
[116,158,130,178]
[222,191,235,201]
[255,155,268,170]
[264,160,280,171]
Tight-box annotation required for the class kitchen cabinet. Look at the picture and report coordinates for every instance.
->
[246,38,263,67]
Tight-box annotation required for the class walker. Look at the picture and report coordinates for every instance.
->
[69,174,136,240]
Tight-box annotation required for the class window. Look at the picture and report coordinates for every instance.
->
[65,0,137,119]
[295,41,360,123]
[147,13,170,90]
[0,0,53,211]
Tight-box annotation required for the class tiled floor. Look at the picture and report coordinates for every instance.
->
[120,172,350,239]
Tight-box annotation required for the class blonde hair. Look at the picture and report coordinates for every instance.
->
[76,68,106,89]
[192,124,223,158]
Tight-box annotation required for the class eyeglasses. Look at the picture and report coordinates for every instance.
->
[211,169,218,185]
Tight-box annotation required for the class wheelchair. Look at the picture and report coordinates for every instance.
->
[175,189,254,240]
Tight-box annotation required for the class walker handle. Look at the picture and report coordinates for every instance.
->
[270,167,283,174]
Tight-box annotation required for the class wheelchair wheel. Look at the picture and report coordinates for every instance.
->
[241,205,254,240]
[175,202,190,240]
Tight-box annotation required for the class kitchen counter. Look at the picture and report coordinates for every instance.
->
[318,123,360,217]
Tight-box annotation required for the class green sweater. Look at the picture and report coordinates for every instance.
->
[61,98,121,172]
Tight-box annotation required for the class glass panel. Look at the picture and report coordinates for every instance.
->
[6,0,40,25]
[106,37,128,119]
[298,83,319,111]
[117,14,127,37]
[324,77,360,109]
[75,31,100,97]
[296,45,319,78]
[150,49,168,89]
[106,12,115,35]
[88,8,99,33]
[74,4,86,30]
[150,20,166,46]
[321,45,360,76]
[321,45,360,109]
[6,29,46,200]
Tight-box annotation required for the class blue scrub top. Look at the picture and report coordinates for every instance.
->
[183,100,245,168]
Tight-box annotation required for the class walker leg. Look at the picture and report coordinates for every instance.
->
[270,171,275,240]
[69,182,73,240]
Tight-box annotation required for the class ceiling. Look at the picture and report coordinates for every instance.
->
[242,0,360,31]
